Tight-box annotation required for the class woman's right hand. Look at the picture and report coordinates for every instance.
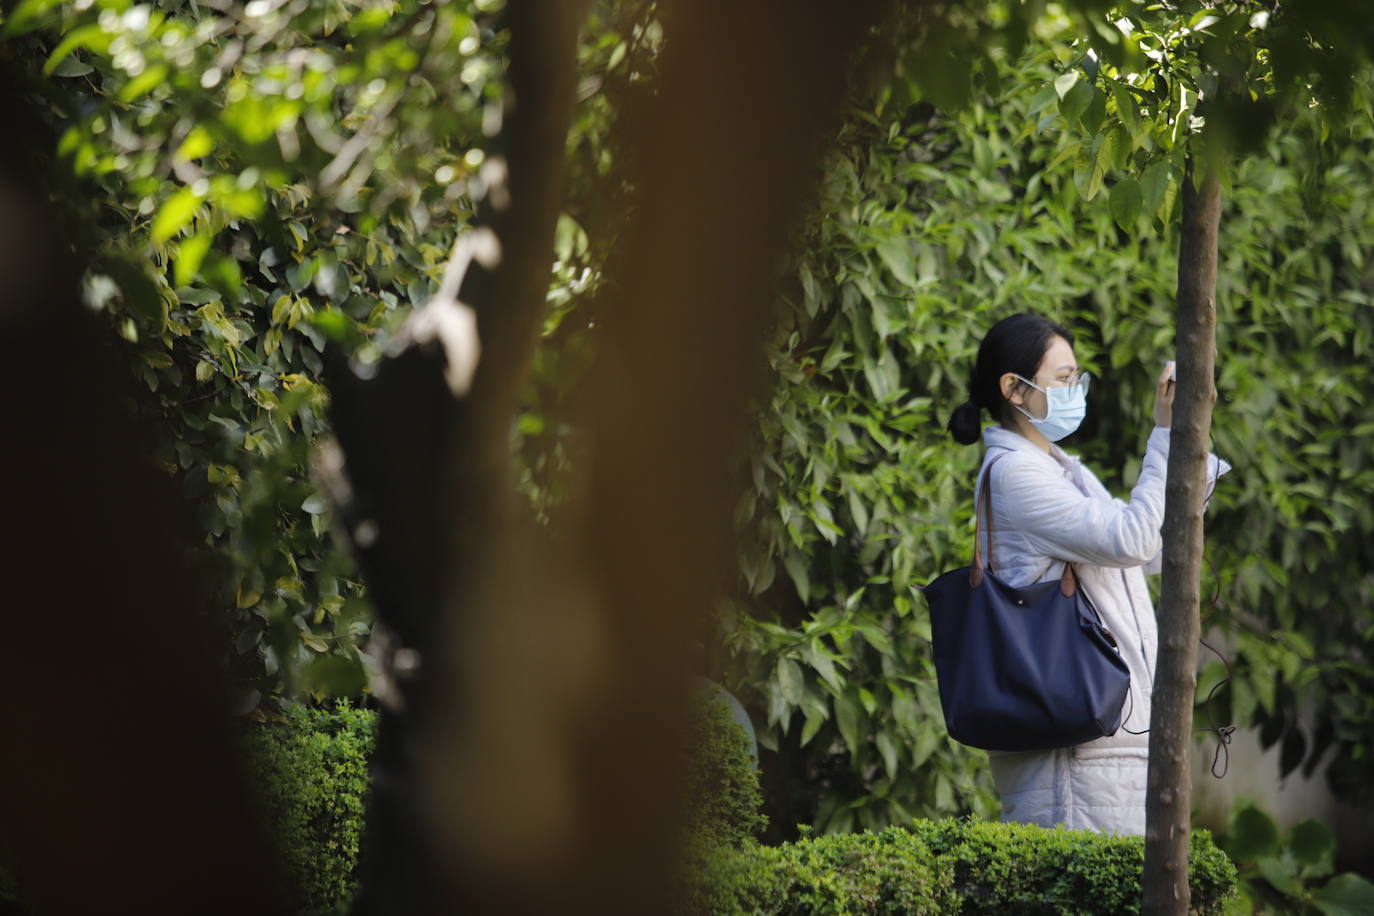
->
[1154,361,1175,428]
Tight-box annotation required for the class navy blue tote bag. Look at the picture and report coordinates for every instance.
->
[919,453,1131,752]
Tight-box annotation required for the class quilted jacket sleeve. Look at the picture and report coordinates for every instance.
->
[992,427,1171,568]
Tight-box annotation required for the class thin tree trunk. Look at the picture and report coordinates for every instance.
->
[1142,160,1221,915]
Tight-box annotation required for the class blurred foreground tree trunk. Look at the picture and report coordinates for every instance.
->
[0,79,290,916]
[330,0,888,912]
[1142,161,1221,916]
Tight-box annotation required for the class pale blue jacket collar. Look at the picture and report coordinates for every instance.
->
[981,424,1078,477]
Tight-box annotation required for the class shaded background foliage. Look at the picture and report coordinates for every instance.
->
[4,0,1372,875]
[2,0,633,709]
[714,14,1374,838]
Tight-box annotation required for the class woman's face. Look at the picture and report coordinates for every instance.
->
[1003,335,1079,421]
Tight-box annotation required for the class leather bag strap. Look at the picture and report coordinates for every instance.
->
[970,447,1078,598]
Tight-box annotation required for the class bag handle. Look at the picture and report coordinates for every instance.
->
[970,448,1078,598]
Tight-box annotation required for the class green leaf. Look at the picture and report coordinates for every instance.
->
[176,232,213,287]
[800,700,827,747]
[272,295,293,326]
[298,654,367,696]
[1080,87,1107,135]
[784,550,810,605]
[834,687,862,756]
[1312,873,1374,916]
[176,126,214,162]
[43,24,107,74]
[1112,83,1141,139]
[1073,132,1114,202]
[1059,80,1094,126]
[777,657,804,705]
[1226,804,1280,861]
[195,360,216,382]
[50,56,93,77]
[1255,856,1299,896]
[808,640,845,694]
[876,731,899,781]
[1,0,63,36]
[151,187,201,244]
[118,64,168,103]
[877,238,917,289]
[1251,669,1276,715]
[1290,819,1336,876]
[1109,178,1143,231]
[310,310,364,349]
[1140,159,1178,221]
[1053,71,1079,99]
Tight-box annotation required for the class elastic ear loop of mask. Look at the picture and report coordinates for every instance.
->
[1115,449,1236,779]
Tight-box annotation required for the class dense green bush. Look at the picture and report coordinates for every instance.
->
[241,693,762,915]
[5,0,625,710]
[718,8,1374,835]
[683,699,1236,914]
[686,691,770,849]
[910,819,1236,915]
[686,821,1236,915]
[684,827,958,915]
[243,702,377,915]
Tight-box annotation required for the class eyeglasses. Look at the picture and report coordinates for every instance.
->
[1016,371,1092,392]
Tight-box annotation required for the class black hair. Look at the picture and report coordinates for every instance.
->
[947,312,1075,445]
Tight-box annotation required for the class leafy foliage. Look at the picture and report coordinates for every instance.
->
[3,0,620,707]
[684,820,1236,916]
[716,10,1374,835]
[242,701,378,915]
[9,0,1374,850]
[1216,802,1374,916]
[3,0,499,705]
[685,690,769,850]
[683,827,957,916]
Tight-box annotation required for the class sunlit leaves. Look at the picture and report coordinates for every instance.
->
[1139,158,1177,221]
[1058,78,1095,126]
[1072,128,1114,200]
[150,185,201,243]
[1108,176,1142,229]
[720,10,1374,837]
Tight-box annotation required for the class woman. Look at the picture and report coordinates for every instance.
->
[946,312,1220,836]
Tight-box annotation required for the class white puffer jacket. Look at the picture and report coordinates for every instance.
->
[970,424,1226,836]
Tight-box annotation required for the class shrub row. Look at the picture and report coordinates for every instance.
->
[241,701,377,915]
[684,820,1236,915]
[3,700,1237,914]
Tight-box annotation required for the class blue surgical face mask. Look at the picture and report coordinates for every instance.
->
[1012,374,1089,442]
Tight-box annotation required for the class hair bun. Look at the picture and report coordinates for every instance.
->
[947,400,982,445]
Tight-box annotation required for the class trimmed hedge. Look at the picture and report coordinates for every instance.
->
[681,704,1237,913]
[685,821,1237,915]
[243,701,377,915]
[685,827,958,915]
[687,690,770,848]
[909,819,1236,915]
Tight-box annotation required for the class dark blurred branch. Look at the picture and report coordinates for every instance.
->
[334,2,591,913]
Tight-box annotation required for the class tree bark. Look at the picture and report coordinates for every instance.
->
[340,3,589,914]
[421,1,886,910]
[1142,161,1221,915]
